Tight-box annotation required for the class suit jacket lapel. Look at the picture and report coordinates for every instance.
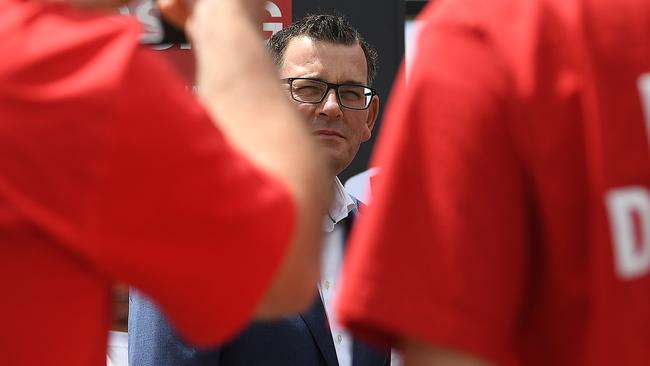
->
[299,199,365,366]
[300,296,339,366]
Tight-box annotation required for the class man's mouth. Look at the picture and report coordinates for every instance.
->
[313,129,344,138]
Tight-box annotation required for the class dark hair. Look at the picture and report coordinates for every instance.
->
[268,14,378,86]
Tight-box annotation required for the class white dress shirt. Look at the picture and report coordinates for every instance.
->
[106,330,128,366]
[320,177,357,366]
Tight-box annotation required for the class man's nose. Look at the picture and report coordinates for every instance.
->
[319,89,343,119]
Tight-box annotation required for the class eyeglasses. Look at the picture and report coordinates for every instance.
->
[282,77,376,110]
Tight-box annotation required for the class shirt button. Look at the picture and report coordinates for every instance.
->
[324,280,330,290]
[336,334,342,344]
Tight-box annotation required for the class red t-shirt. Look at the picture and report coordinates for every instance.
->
[0,1,295,365]
[338,0,650,364]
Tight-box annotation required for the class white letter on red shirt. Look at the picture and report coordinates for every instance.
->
[606,187,650,280]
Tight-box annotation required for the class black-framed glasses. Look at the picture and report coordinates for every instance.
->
[282,77,376,110]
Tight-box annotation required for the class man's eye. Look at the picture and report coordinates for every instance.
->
[341,90,362,99]
[296,86,320,92]
[296,85,324,95]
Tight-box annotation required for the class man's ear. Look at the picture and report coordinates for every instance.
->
[362,95,380,142]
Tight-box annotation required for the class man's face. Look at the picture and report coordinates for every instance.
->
[279,36,379,176]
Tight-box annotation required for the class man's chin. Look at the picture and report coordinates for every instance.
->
[319,149,350,177]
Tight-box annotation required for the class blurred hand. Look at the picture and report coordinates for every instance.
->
[156,0,192,31]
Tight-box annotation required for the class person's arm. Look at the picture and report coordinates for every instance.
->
[399,338,492,366]
[160,0,328,318]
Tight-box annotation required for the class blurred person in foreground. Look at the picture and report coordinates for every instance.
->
[129,14,390,366]
[0,0,329,364]
[337,0,650,365]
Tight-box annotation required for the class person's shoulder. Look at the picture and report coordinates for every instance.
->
[1,2,142,92]
[9,2,140,51]
[40,5,143,72]
[0,1,146,102]
[420,0,544,32]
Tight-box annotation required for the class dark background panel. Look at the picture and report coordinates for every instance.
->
[293,0,405,182]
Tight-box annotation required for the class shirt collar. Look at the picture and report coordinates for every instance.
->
[323,177,357,232]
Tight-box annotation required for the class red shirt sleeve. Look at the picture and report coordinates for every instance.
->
[80,41,296,345]
[338,4,530,363]
[0,3,295,356]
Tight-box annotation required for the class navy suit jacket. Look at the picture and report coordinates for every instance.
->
[129,204,390,366]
